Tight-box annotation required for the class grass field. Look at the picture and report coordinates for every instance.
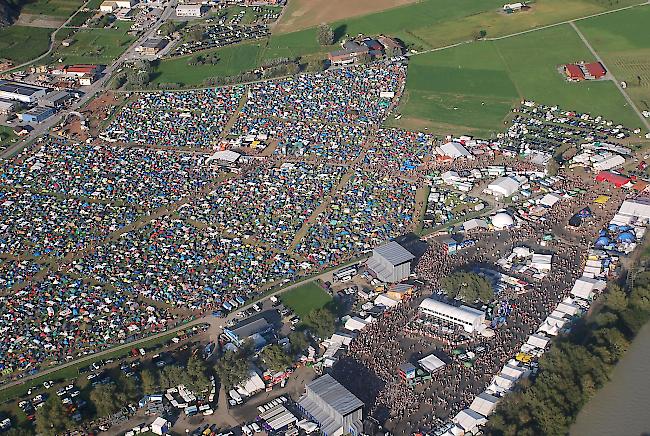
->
[0,26,52,63]
[577,5,650,114]
[48,24,135,64]
[152,43,263,86]
[392,24,644,135]
[280,281,332,318]
[20,0,84,17]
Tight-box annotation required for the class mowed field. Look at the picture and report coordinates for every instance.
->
[577,6,650,114]
[20,0,84,17]
[0,25,53,63]
[280,281,332,318]
[152,43,264,86]
[274,0,420,34]
[391,24,644,136]
[48,22,135,64]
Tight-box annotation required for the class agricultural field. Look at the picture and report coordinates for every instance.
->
[280,281,332,318]
[47,22,135,64]
[19,0,84,17]
[151,42,263,86]
[0,25,52,63]
[392,24,644,135]
[274,0,419,33]
[576,5,650,115]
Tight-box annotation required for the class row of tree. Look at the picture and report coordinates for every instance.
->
[486,269,650,436]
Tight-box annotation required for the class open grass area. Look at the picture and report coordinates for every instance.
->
[152,42,263,86]
[576,5,650,115]
[0,26,52,63]
[48,24,135,64]
[280,281,332,318]
[20,0,84,17]
[393,24,643,135]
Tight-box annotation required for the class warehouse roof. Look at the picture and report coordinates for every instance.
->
[305,374,363,416]
[373,241,414,266]
[419,299,485,325]
[0,80,46,96]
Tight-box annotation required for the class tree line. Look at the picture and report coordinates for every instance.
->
[486,265,650,436]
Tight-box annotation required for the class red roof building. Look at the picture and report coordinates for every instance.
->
[595,171,630,188]
[584,62,607,79]
[564,64,584,80]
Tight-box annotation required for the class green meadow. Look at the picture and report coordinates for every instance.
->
[393,24,643,135]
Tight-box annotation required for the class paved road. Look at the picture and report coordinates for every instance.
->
[569,21,650,131]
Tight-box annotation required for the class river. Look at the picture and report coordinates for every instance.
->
[571,322,650,436]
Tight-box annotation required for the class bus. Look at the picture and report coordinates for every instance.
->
[333,265,358,282]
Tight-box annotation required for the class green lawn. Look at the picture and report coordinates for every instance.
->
[576,5,650,114]
[0,26,53,63]
[393,24,643,135]
[152,42,263,86]
[280,281,332,318]
[48,25,135,64]
[20,0,84,17]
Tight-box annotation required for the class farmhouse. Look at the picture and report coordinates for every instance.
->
[503,2,524,12]
[563,61,607,81]
[176,4,205,17]
[328,42,369,66]
[328,36,404,66]
[584,62,607,79]
[564,64,584,81]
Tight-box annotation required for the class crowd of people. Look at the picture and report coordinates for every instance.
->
[0,273,177,377]
[102,87,245,148]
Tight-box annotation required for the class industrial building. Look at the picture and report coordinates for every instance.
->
[138,38,168,56]
[223,318,271,348]
[40,90,72,108]
[0,80,48,104]
[176,3,205,17]
[366,241,415,283]
[0,99,17,115]
[298,374,364,436]
[419,299,486,333]
[19,106,55,123]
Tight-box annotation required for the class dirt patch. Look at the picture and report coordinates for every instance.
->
[82,91,127,133]
[274,0,420,34]
[16,13,65,28]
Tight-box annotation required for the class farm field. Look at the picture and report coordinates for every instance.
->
[0,25,52,63]
[152,43,263,86]
[280,281,332,318]
[392,24,643,135]
[47,23,135,64]
[19,0,84,17]
[274,0,420,34]
[576,5,650,115]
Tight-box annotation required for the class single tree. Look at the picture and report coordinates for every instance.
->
[259,344,293,372]
[317,23,334,46]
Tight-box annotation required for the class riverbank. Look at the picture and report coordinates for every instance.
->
[571,321,650,436]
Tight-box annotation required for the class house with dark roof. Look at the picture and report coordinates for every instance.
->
[298,374,364,436]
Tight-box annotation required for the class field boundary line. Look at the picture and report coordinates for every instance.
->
[569,21,650,130]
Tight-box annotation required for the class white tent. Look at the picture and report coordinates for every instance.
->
[469,392,499,417]
[437,142,471,159]
[531,254,552,271]
[344,316,368,331]
[441,170,461,184]
[453,409,487,433]
[571,276,606,300]
[374,294,400,308]
[526,333,550,350]
[618,198,650,220]
[500,362,528,380]
[556,301,580,316]
[418,354,446,373]
[488,176,521,197]
[236,369,265,397]
[464,218,489,231]
[539,193,562,207]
